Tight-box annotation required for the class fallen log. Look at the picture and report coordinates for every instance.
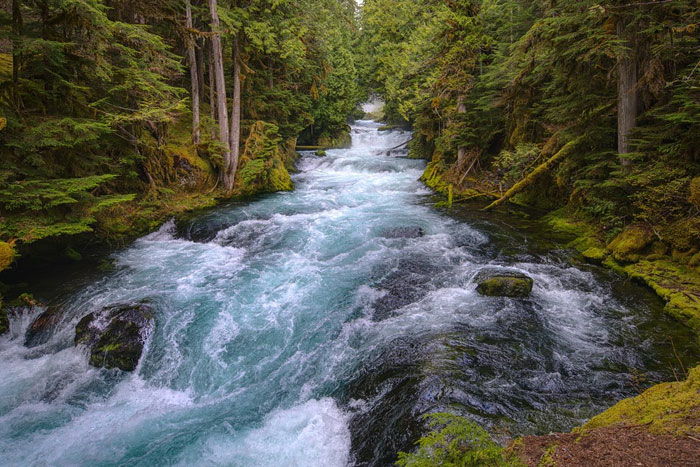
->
[482,136,583,211]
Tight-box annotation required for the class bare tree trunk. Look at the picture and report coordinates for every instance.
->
[207,40,216,139]
[228,35,242,186]
[616,19,637,162]
[185,0,200,144]
[196,39,205,102]
[208,0,232,188]
[12,0,23,110]
[456,95,467,168]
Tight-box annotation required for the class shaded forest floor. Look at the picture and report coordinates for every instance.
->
[513,424,700,467]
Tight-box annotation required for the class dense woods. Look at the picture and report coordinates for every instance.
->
[361,0,699,240]
[0,0,362,268]
[1,1,700,464]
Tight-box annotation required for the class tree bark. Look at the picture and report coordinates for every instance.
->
[207,40,216,137]
[208,0,232,188]
[185,0,200,144]
[196,39,205,102]
[616,19,638,161]
[228,35,242,186]
[12,0,23,110]
[456,95,467,168]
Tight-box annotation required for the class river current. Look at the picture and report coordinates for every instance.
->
[0,121,697,466]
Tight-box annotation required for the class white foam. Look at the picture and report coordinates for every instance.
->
[177,398,351,467]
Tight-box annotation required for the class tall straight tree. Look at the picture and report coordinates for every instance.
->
[208,0,232,189]
[229,34,242,185]
[185,0,201,144]
[616,15,637,159]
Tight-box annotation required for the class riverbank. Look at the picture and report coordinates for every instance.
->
[416,165,700,466]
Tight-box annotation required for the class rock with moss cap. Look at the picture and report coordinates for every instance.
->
[608,224,655,262]
[75,302,154,372]
[475,270,534,298]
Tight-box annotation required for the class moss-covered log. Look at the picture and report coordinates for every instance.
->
[483,137,583,212]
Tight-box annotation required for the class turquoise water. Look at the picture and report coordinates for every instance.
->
[0,121,697,466]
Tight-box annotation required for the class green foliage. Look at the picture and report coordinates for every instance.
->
[235,121,293,195]
[396,413,522,467]
[360,0,700,250]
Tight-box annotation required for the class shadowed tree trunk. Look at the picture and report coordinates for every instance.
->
[208,0,232,189]
[12,0,23,110]
[616,18,638,162]
[229,35,242,187]
[207,40,216,139]
[185,0,200,144]
[456,95,467,167]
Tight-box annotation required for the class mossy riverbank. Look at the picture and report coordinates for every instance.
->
[409,165,700,466]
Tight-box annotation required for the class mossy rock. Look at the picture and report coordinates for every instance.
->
[622,260,700,335]
[475,272,534,298]
[608,224,655,262]
[0,241,16,272]
[75,302,154,372]
[315,150,327,157]
[582,247,608,264]
[582,365,700,436]
[25,304,60,348]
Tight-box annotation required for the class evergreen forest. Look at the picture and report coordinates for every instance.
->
[1,0,699,465]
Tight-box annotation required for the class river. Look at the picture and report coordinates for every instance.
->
[0,121,697,466]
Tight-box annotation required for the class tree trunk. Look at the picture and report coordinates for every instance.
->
[456,95,467,168]
[12,0,23,110]
[185,0,200,144]
[229,35,242,186]
[208,0,232,188]
[196,39,205,102]
[616,19,638,161]
[208,40,216,138]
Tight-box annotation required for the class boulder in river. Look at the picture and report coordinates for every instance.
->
[25,303,61,347]
[475,271,534,298]
[75,302,155,372]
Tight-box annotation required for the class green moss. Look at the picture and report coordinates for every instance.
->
[315,150,327,157]
[608,224,655,262]
[235,121,294,196]
[396,413,524,467]
[582,247,608,264]
[477,276,534,298]
[537,444,558,467]
[0,242,16,273]
[543,209,606,253]
[622,260,700,335]
[581,365,700,436]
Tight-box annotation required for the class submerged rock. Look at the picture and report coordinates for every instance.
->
[475,271,534,298]
[75,303,154,372]
[379,226,424,239]
[25,305,61,347]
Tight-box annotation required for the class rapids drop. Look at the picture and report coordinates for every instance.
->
[0,121,698,466]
